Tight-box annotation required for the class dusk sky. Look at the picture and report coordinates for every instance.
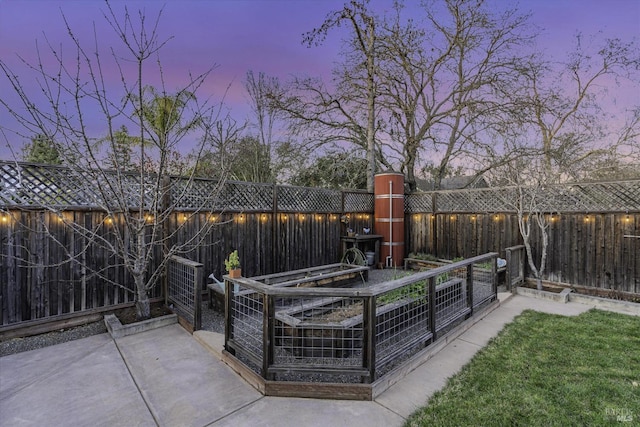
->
[1,0,639,160]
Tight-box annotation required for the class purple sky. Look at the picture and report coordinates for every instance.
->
[1,0,639,160]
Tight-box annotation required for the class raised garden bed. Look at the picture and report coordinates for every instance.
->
[251,263,369,288]
[274,278,468,358]
[104,304,177,339]
[518,280,640,313]
[404,256,505,286]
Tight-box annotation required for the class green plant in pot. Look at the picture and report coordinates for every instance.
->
[225,250,242,278]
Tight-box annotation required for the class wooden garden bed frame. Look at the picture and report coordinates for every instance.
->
[221,254,499,400]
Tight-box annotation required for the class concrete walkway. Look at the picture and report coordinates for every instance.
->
[1,294,635,427]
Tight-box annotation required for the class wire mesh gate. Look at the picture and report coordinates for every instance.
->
[167,255,203,331]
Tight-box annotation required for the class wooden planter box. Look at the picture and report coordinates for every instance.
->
[274,278,468,359]
[252,263,369,289]
[275,297,427,358]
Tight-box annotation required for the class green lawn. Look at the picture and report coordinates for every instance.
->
[406,309,640,426]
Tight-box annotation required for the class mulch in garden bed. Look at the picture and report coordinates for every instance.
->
[112,301,173,325]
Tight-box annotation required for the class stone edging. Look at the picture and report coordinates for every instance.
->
[104,313,178,339]
[517,287,640,314]
[516,286,572,303]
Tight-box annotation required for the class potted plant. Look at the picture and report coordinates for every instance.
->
[225,250,242,278]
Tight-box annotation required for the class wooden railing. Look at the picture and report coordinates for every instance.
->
[222,253,498,400]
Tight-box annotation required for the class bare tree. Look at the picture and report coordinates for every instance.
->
[375,0,532,190]
[485,34,639,289]
[0,4,232,319]
[268,0,379,191]
[269,0,532,191]
[501,35,640,181]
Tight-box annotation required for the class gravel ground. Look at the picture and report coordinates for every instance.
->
[0,269,411,358]
[0,320,107,357]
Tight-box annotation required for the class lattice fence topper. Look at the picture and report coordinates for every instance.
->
[406,180,640,213]
[2,162,638,213]
[343,191,374,212]
[405,192,434,213]
[0,161,157,208]
[276,185,342,212]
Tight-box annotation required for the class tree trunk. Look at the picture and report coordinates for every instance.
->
[135,284,151,320]
[365,17,376,193]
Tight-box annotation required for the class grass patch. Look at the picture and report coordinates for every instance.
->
[406,309,640,426]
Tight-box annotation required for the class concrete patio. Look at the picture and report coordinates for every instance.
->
[2,293,634,427]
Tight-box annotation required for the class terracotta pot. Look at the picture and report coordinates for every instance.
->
[228,268,242,279]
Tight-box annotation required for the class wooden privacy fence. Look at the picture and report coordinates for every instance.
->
[0,162,373,328]
[0,161,638,329]
[404,215,639,293]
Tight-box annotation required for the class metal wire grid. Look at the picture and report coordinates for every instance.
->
[230,286,264,363]
[273,296,364,368]
[167,259,195,312]
[435,267,470,331]
[166,256,202,328]
[374,282,430,371]
[472,265,495,310]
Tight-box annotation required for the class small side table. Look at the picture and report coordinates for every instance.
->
[340,234,383,265]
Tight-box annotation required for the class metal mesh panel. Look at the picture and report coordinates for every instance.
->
[435,267,470,331]
[343,191,374,212]
[375,282,430,372]
[472,264,495,310]
[277,185,342,212]
[274,296,364,368]
[167,255,202,330]
[231,285,264,363]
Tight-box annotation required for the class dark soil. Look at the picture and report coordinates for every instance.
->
[522,283,563,293]
[112,301,173,325]
[570,286,640,304]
